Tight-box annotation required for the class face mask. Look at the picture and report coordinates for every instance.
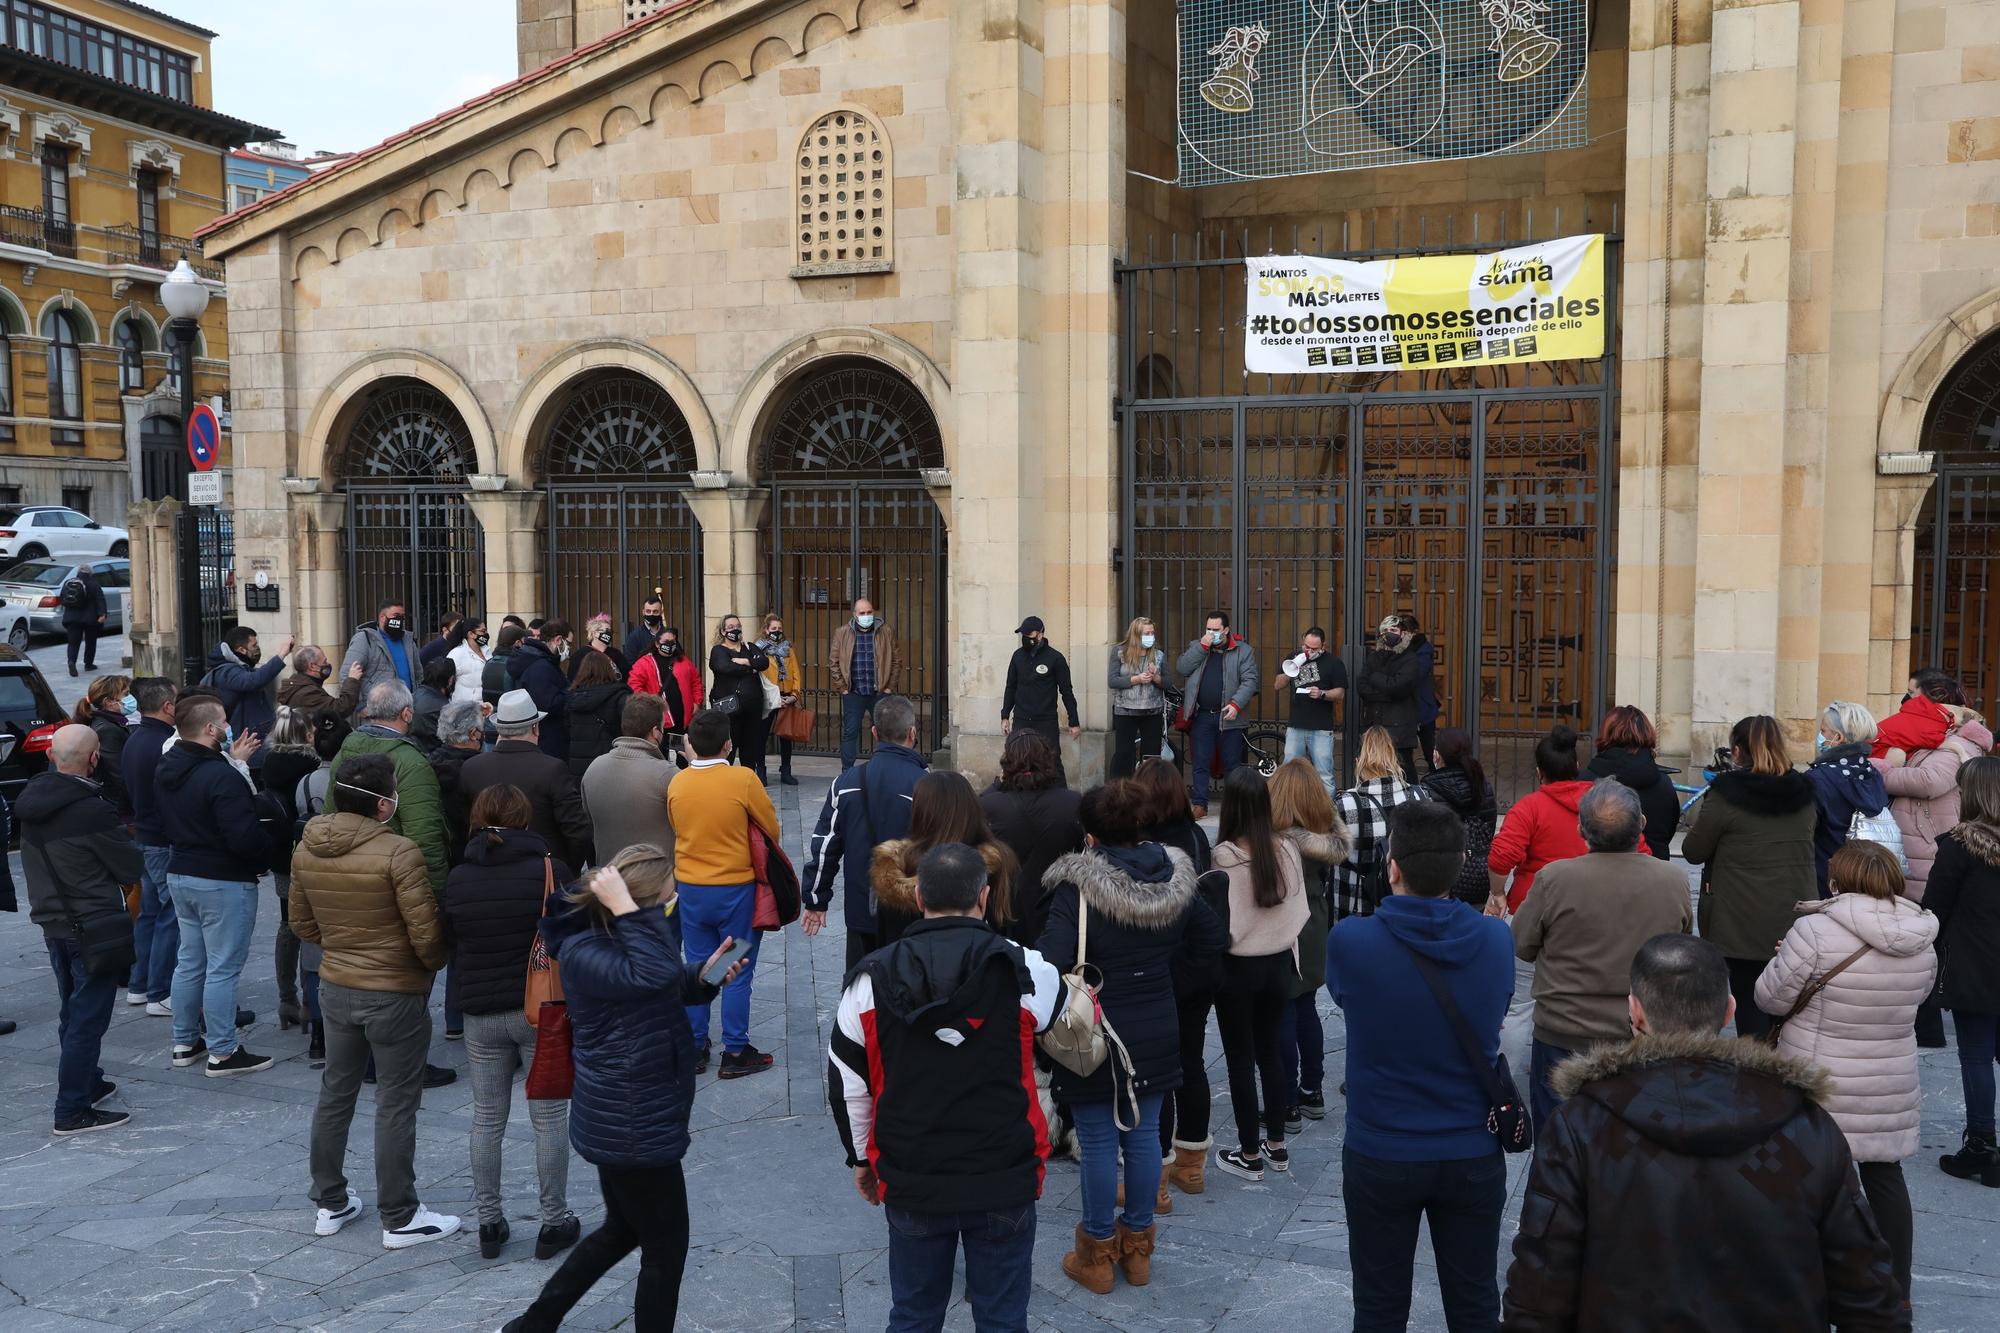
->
[1380,631,1402,649]
[595,631,612,647]
[381,795,399,823]
[474,633,490,647]
[1205,629,1223,646]
[644,615,663,629]
[1140,633,1155,649]
[1817,734,1829,754]
[315,664,333,681]
[1022,634,1039,651]
[725,628,742,641]
[120,694,138,722]
[383,617,405,639]
[659,641,678,658]
[222,725,235,749]
[556,644,570,663]
[855,614,875,630]
[241,650,261,667]
[768,630,784,642]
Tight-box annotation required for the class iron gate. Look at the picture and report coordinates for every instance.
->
[541,371,703,638]
[185,503,235,654]
[339,380,485,640]
[1911,328,2000,717]
[345,487,485,644]
[760,359,950,756]
[1118,231,1617,803]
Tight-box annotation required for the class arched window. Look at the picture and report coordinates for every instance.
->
[760,359,943,478]
[542,371,695,481]
[0,335,13,442]
[793,109,892,277]
[343,382,476,481]
[41,308,82,443]
[115,319,145,392]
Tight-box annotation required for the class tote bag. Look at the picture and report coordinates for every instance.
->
[521,857,565,1025]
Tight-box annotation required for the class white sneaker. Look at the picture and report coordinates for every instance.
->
[125,991,147,1006]
[146,999,173,1017]
[383,1206,461,1250]
[315,1190,363,1236]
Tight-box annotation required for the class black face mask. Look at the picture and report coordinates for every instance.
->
[596,632,612,648]
[383,617,405,640]
[644,615,663,629]
[659,642,678,658]
[768,630,784,642]
[474,633,490,647]
[1022,634,1039,651]
[725,629,742,642]
[315,665,333,681]
[241,650,261,667]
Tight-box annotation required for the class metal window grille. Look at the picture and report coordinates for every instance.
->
[793,110,892,276]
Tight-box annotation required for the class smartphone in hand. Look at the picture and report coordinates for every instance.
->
[701,935,754,987]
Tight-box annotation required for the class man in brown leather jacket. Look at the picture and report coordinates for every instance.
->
[1501,934,1908,1332]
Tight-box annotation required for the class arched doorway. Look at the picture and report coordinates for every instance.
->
[1912,331,2000,715]
[760,359,948,754]
[339,379,485,640]
[541,370,702,639]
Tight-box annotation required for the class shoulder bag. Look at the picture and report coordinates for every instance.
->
[522,856,575,1099]
[1353,790,1392,914]
[521,856,565,1024]
[1767,943,1873,1047]
[1848,807,1909,875]
[1036,897,1142,1127]
[1388,934,1532,1153]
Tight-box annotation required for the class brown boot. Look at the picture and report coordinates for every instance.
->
[1062,1224,1116,1295]
[1167,1138,1209,1195]
[1115,1220,1157,1286]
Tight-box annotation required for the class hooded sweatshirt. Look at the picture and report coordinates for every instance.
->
[1328,892,1516,1161]
[155,740,279,883]
[1489,779,1651,911]
[1584,745,1680,862]
[1804,741,1889,895]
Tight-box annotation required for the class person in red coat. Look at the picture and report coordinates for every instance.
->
[1487,725,1647,915]
[625,626,704,751]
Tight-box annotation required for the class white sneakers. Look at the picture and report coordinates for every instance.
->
[315,1190,363,1236]
[125,991,147,1006]
[146,998,172,1017]
[382,1206,462,1250]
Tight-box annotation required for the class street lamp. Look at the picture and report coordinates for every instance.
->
[161,258,210,685]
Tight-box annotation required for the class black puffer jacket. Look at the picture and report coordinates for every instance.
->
[979,781,1084,944]
[1142,816,1211,875]
[563,682,630,780]
[1419,765,1497,904]
[429,743,478,866]
[1585,745,1679,861]
[1925,822,2000,1016]
[444,826,575,1017]
[1503,1031,1907,1332]
[88,713,130,817]
[1036,844,1225,1103]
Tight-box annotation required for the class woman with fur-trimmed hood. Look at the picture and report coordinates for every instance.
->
[1036,779,1226,1297]
[867,771,1018,948]
[1924,756,2000,1190]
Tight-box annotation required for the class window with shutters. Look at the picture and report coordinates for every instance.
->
[792,108,892,278]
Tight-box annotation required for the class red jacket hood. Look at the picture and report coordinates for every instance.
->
[1535,779,1596,815]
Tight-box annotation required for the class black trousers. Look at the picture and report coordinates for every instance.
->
[64,622,99,669]
[1215,953,1293,1153]
[1111,712,1164,779]
[1857,1160,1913,1303]
[728,706,766,777]
[1159,988,1214,1153]
[1344,1147,1505,1332]
[758,710,794,777]
[1726,956,1776,1040]
[519,1162,689,1333]
[845,928,880,971]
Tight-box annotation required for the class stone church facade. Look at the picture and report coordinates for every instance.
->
[196,0,2000,784]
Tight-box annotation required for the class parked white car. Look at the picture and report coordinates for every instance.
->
[0,506,130,562]
[0,558,130,637]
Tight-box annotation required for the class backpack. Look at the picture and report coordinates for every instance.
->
[59,577,87,609]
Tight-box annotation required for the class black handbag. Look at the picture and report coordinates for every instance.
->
[1390,935,1532,1153]
[72,903,137,980]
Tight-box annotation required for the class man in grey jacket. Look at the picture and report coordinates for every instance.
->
[580,694,675,866]
[1176,611,1259,816]
[339,600,416,711]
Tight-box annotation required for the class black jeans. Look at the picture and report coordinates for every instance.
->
[1857,1160,1912,1303]
[64,622,100,669]
[1159,988,1215,1153]
[1215,953,1293,1153]
[518,1162,689,1333]
[1726,956,1776,1040]
[758,710,794,777]
[729,706,766,778]
[1111,712,1164,779]
[1343,1147,1506,1332]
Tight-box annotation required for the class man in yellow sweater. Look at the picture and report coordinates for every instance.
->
[666,709,783,1078]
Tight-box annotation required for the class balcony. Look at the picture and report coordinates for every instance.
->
[0,211,223,280]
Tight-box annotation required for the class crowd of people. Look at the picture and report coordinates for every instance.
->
[5,593,1994,1332]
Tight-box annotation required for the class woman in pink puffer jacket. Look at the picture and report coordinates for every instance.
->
[1874,716,1994,902]
[1757,840,1937,1307]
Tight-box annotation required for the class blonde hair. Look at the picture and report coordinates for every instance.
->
[564,842,677,920]
[1355,726,1402,782]
[1119,616,1156,671]
[1269,758,1335,835]
[713,611,742,645]
[1730,715,1792,777]
[1820,701,1878,748]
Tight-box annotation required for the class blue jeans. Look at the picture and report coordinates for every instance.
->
[841,691,880,769]
[1188,711,1246,806]
[883,1201,1036,1333]
[1278,991,1325,1101]
[1072,1092,1166,1240]
[168,874,259,1057]
[129,844,178,1000]
[1284,726,1336,790]
[1343,1147,1506,1333]
[1956,1011,1998,1136]
[46,937,116,1123]
[1530,1038,1574,1137]
[678,881,759,1051]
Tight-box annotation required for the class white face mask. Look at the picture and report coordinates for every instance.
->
[855,613,875,630]
[1140,633,1155,649]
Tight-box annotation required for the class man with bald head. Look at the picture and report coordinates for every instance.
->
[18,724,143,1134]
[279,644,364,720]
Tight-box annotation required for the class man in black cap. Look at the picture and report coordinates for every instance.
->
[1001,616,1080,778]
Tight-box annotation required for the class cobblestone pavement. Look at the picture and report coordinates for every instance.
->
[0,752,1997,1330]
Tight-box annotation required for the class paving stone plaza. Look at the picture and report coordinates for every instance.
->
[0,638,1993,1331]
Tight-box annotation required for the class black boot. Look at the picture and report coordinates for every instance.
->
[1940,1129,2000,1186]
[307,1022,326,1069]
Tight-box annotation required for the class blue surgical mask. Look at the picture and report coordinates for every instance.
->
[1140,633,1155,649]
[1816,734,1828,753]
[223,725,235,749]
[120,694,138,722]
[855,614,875,630]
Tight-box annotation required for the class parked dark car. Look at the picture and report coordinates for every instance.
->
[0,644,67,809]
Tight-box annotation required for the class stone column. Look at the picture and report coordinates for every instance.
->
[463,485,547,624]
[286,486,348,653]
[1871,473,1936,707]
[125,498,184,679]
[684,483,768,636]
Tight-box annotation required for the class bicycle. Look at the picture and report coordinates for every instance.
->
[1161,685,1288,778]
[1668,747,1735,831]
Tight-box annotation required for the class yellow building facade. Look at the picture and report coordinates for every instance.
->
[0,0,272,520]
